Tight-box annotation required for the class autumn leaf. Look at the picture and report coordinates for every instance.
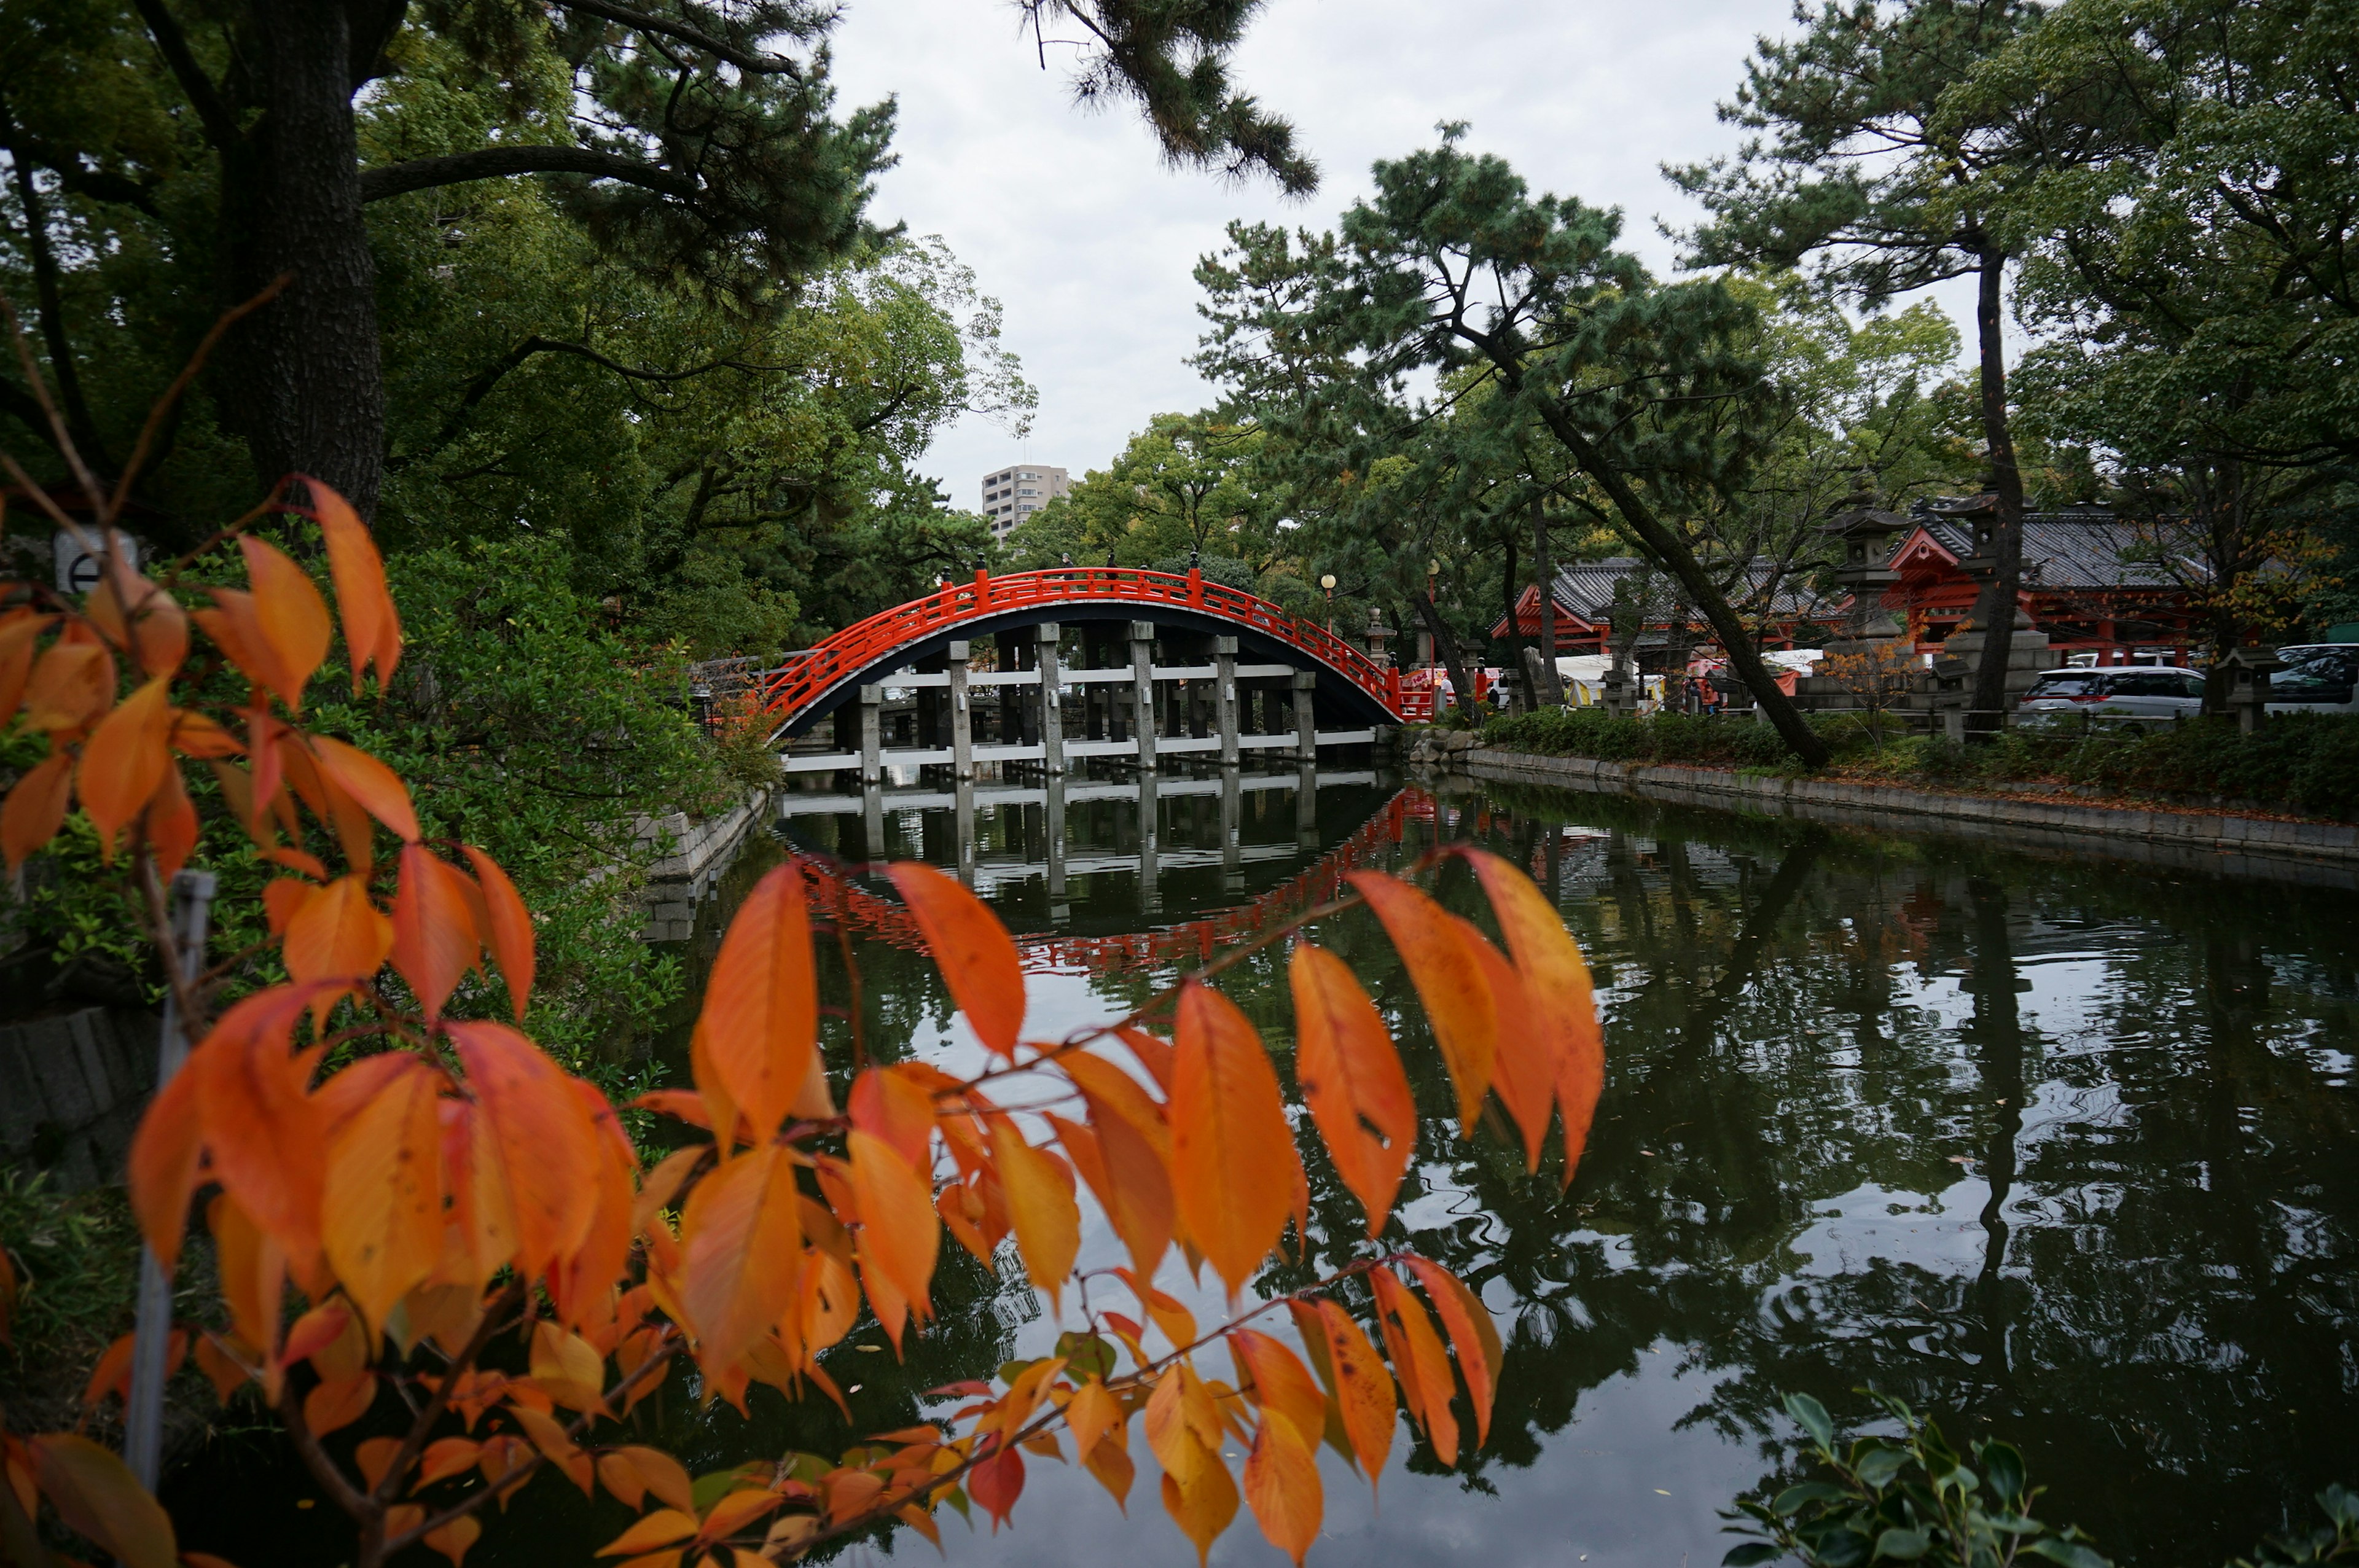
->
[445,1021,601,1282]
[1447,912,1551,1168]
[1401,1256,1503,1448]
[190,986,329,1269]
[1288,942,1415,1236]
[1066,1377,1125,1465]
[0,610,54,727]
[144,761,199,880]
[1347,872,1496,1133]
[239,533,331,708]
[675,1144,803,1373]
[847,1065,935,1169]
[283,874,393,987]
[1228,1329,1324,1449]
[1371,1267,1458,1466]
[28,1433,178,1568]
[968,1438,1025,1530]
[1243,1404,1321,1567]
[461,845,535,1021]
[20,638,114,733]
[847,1129,938,1351]
[1293,1298,1395,1486]
[696,865,818,1137]
[885,862,1025,1055]
[1464,848,1602,1182]
[322,1053,444,1334]
[390,844,480,1023]
[1170,981,1298,1298]
[305,478,402,695]
[424,1515,482,1567]
[2,751,74,876]
[988,1120,1079,1314]
[76,673,175,858]
[1060,1052,1176,1279]
[310,734,420,843]
[597,1510,700,1556]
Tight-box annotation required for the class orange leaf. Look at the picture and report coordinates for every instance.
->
[988,1120,1079,1314]
[597,1510,700,1556]
[610,1445,695,1512]
[847,1129,938,1351]
[1297,1299,1395,1487]
[700,1486,786,1540]
[28,1433,178,1568]
[390,844,479,1023]
[1228,1329,1325,1449]
[240,533,331,709]
[1465,848,1600,1177]
[1370,1268,1458,1466]
[444,1021,601,1282]
[0,610,53,727]
[192,988,328,1268]
[1170,980,1298,1298]
[460,846,534,1021]
[2,751,74,875]
[1243,1403,1321,1567]
[1288,942,1415,1236]
[551,1078,636,1330]
[322,1053,444,1334]
[884,862,1024,1056]
[93,555,187,679]
[307,479,402,695]
[144,761,199,880]
[1156,1440,1237,1565]
[1066,1376,1125,1465]
[1348,872,1497,1133]
[125,1047,206,1271]
[1401,1256,1503,1448]
[1058,1053,1175,1279]
[76,673,175,858]
[675,1144,803,1373]
[283,875,392,986]
[1447,912,1549,1167]
[303,1373,378,1436]
[80,1330,138,1406]
[417,1435,480,1486]
[846,1066,934,1169]
[424,1514,481,1567]
[310,735,420,843]
[20,638,114,733]
[169,708,243,759]
[192,591,284,701]
[695,864,816,1139]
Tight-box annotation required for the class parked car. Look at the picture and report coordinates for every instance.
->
[2018,666,2207,720]
[2267,646,2359,716]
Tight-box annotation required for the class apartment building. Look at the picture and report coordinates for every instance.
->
[979,464,1070,537]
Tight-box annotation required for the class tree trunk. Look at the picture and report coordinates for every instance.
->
[214,0,386,515]
[1963,246,2026,735]
[1500,522,1528,711]
[1531,493,1560,704]
[1528,400,1831,766]
[1415,591,1476,722]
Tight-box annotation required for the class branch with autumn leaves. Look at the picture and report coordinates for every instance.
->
[0,320,1607,1568]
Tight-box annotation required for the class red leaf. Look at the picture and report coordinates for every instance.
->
[885,862,1024,1056]
[967,1438,1025,1530]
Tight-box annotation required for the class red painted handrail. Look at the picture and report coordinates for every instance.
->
[757,568,1411,730]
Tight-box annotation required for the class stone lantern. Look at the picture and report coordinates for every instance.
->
[2219,646,2282,735]
[1822,483,1912,647]
[1363,605,1396,668]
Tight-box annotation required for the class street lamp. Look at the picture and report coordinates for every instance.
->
[1425,559,1441,667]
[1320,572,1337,633]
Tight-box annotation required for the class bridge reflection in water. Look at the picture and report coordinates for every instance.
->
[774,765,1417,972]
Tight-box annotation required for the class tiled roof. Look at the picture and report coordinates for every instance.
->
[1547,556,1837,622]
[1906,502,2193,590]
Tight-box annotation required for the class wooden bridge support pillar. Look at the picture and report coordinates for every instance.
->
[1130,621,1158,774]
[1291,669,1318,760]
[947,640,973,781]
[858,684,883,785]
[1215,637,1240,767]
[1220,763,1243,890]
[1045,773,1068,913]
[1036,623,1065,775]
[1136,769,1160,913]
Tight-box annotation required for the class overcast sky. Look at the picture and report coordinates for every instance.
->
[827,0,1942,512]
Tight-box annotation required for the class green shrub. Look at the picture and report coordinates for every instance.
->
[1481,708,1831,769]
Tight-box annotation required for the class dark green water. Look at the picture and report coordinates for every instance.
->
[163,773,2359,1565]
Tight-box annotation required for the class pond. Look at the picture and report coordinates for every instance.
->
[164,769,2359,1566]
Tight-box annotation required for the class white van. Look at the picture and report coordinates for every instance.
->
[2267,646,2359,716]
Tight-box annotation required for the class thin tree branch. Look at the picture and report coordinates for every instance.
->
[360,146,702,204]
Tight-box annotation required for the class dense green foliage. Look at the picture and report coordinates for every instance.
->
[1482,708,1801,769]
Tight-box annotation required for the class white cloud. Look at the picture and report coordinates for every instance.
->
[827,1,1960,512]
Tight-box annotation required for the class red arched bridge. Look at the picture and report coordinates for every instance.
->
[745,567,1434,771]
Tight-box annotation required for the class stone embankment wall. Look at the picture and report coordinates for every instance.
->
[0,1005,158,1191]
[1440,745,2359,887]
[638,787,773,941]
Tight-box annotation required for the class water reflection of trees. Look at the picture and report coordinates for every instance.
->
[639,782,2355,1568]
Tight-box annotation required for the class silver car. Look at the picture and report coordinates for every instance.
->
[2017,666,2208,720]
[2267,647,2359,716]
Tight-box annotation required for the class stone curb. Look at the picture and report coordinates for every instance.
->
[1458,749,2359,872]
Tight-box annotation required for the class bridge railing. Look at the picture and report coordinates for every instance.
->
[756,567,1410,727]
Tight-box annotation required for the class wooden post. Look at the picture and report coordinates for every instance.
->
[1036,622,1065,775]
[1045,773,1068,910]
[1215,636,1240,766]
[1291,668,1318,760]
[1130,620,1158,774]
[947,639,972,780]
